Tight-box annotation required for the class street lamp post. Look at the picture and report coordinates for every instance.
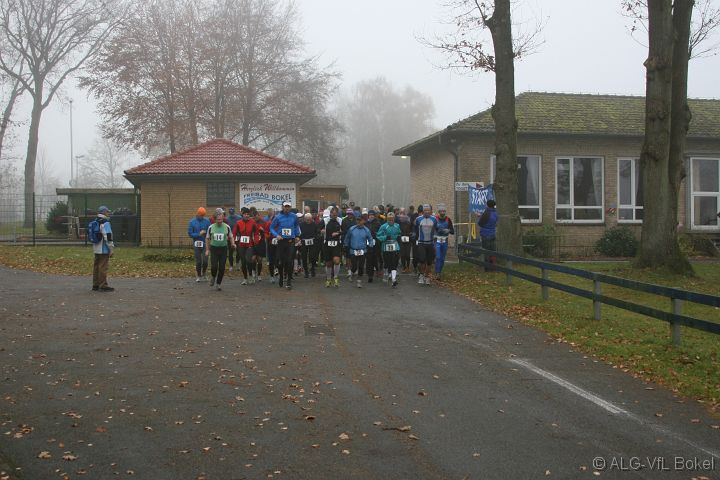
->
[69,99,74,186]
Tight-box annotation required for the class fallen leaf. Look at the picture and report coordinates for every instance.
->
[341,449,350,455]
[304,416,316,421]
[408,434,419,440]
[37,451,51,459]
[338,433,350,441]
[62,453,78,461]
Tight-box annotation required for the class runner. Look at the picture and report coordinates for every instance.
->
[434,204,455,280]
[187,207,210,282]
[232,208,258,285]
[377,212,401,288]
[397,208,413,273]
[253,209,268,281]
[205,208,236,291]
[411,205,422,274]
[365,209,382,283]
[414,204,438,285]
[299,213,320,278]
[341,208,355,279]
[265,208,278,283]
[270,201,301,290]
[226,207,241,271]
[344,214,374,288]
[320,206,343,287]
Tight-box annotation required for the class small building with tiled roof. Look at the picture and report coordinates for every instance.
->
[125,138,342,246]
[393,92,720,255]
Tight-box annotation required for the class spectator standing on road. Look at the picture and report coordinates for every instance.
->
[188,207,210,282]
[92,206,115,292]
[205,208,236,291]
[477,199,498,271]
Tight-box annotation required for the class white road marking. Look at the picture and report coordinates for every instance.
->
[509,358,720,459]
[509,358,629,415]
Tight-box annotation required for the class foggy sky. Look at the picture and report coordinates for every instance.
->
[6,0,720,185]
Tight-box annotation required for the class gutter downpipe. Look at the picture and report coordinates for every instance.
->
[440,130,462,256]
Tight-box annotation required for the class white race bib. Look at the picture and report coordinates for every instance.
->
[271,238,279,245]
[327,240,338,247]
[436,236,448,244]
[385,243,397,252]
[213,233,225,242]
[240,236,250,243]
[304,238,314,246]
[194,240,204,248]
[353,249,365,256]
[281,228,292,236]
[401,236,410,243]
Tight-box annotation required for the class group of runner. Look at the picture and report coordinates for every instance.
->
[187,202,456,291]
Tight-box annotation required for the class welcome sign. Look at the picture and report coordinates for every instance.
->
[239,183,296,210]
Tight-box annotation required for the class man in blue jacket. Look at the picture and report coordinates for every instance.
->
[270,201,301,290]
[344,216,373,288]
[414,204,438,285]
[188,207,211,282]
[477,199,498,271]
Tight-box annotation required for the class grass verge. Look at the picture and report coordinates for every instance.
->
[440,261,720,415]
[0,245,194,278]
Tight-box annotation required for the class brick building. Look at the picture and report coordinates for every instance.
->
[393,92,720,253]
[125,138,345,246]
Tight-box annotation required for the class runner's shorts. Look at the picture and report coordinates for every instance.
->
[323,242,343,261]
[416,242,435,265]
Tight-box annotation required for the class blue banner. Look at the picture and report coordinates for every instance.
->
[468,184,494,215]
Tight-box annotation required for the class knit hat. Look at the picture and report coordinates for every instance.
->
[215,207,224,216]
[437,204,447,211]
[98,205,110,214]
[346,208,353,214]
[197,207,206,216]
[368,209,376,215]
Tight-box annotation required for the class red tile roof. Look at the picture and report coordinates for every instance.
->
[125,138,315,176]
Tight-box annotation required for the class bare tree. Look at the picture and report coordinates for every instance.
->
[83,0,341,169]
[35,149,61,195]
[425,0,543,255]
[0,58,26,160]
[335,78,435,207]
[0,0,127,226]
[75,137,130,188]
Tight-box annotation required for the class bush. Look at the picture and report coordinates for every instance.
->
[45,201,69,234]
[678,234,718,257]
[595,227,638,257]
[523,225,558,258]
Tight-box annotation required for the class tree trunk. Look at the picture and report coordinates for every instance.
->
[635,0,693,274]
[23,92,44,227]
[487,0,522,255]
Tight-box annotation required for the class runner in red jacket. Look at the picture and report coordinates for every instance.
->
[232,208,258,285]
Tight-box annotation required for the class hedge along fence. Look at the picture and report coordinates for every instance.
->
[458,243,720,346]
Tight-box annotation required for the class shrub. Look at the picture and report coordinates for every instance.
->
[523,225,558,258]
[595,227,638,257]
[45,201,69,234]
[679,234,718,257]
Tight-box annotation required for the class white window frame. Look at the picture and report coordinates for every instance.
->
[302,199,321,213]
[490,154,542,224]
[555,156,605,224]
[689,157,720,231]
[617,157,643,224]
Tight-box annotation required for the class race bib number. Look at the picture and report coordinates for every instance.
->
[281,228,292,236]
[213,233,225,242]
[436,236,448,244]
[271,238,279,245]
[194,240,204,248]
[401,236,410,243]
[240,236,250,243]
[385,243,397,252]
[327,240,338,247]
[353,249,365,256]
[304,238,314,246]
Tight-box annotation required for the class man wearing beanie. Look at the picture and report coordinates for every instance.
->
[188,207,211,282]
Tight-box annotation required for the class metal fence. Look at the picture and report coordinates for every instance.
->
[0,193,139,245]
[458,242,720,346]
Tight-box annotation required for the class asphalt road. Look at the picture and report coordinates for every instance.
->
[0,266,718,480]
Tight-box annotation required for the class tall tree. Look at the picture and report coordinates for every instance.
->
[75,137,130,188]
[631,0,695,273]
[84,0,341,170]
[0,58,26,161]
[0,0,126,226]
[427,0,542,255]
[335,78,435,207]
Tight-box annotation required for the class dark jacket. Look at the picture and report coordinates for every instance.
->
[478,208,498,238]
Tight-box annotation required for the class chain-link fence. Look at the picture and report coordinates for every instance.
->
[0,193,139,245]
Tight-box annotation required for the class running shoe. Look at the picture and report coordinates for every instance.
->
[210,277,215,287]
[216,285,222,291]
[417,275,424,285]
[241,279,247,285]
[424,276,431,285]
[229,266,233,272]
[392,280,398,288]
[334,278,340,288]
[356,279,362,288]
[248,277,255,285]
[325,279,331,288]
[286,284,292,290]
[195,276,201,283]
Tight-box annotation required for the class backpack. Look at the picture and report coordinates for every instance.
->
[88,219,103,244]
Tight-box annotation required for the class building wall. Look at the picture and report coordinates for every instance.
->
[297,187,345,212]
[411,134,720,254]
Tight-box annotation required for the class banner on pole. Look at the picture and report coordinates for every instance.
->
[468,184,494,215]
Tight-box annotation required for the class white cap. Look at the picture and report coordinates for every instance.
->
[361,208,369,215]
[282,201,292,207]
[296,212,303,217]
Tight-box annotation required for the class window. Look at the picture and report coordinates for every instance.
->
[617,158,643,222]
[555,157,604,222]
[207,182,235,206]
[303,199,320,213]
[490,155,542,223]
[690,157,720,229]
